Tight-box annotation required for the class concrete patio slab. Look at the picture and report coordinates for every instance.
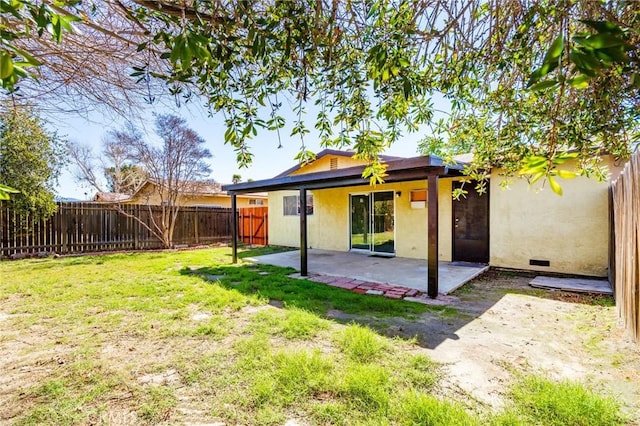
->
[245,249,488,294]
[530,276,612,295]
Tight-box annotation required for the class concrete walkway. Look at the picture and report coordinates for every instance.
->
[245,249,488,294]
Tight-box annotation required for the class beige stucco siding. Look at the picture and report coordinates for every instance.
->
[268,190,315,247]
[268,180,455,260]
[289,154,367,175]
[489,157,622,277]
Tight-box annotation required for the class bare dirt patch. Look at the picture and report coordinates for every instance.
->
[356,270,640,420]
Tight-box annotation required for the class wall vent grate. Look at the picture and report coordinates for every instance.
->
[529,259,550,267]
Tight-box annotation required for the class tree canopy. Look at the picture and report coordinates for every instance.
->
[2,1,639,193]
[0,107,65,218]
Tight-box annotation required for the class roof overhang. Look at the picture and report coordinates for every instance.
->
[222,155,465,194]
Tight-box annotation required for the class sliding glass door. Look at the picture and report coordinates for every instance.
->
[372,191,395,254]
[350,191,395,255]
[350,194,371,250]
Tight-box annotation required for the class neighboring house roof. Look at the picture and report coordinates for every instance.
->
[274,149,404,178]
[94,180,267,202]
[93,192,132,203]
[134,179,223,196]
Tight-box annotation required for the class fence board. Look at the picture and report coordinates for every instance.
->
[0,202,236,257]
[611,150,640,344]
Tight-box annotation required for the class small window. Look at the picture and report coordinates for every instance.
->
[329,157,338,170]
[283,194,314,216]
[283,195,298,215]
[248,199,264,205]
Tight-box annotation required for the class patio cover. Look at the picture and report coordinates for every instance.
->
[222,155,464,298]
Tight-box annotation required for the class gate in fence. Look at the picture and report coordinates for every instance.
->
[238,206,268,246]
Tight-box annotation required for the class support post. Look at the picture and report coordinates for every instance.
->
[300,188,308,276]
[427,175,439,298]
[231,193,238,264]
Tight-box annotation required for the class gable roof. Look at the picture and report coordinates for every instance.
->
[274,149,404,178]
[223,155,464,194]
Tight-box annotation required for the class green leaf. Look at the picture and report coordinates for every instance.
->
[0,183,20,200]
[552,152,578,165]
[8,46,42,66]
[568,75,590,89]
[569,49,601,76]
[600,47,630,63]
[0,53,14,79]
[543,35,564,64]
[548,176,563,195]
[528,79,558,91]
[530,171,545,184]
[519,155,548,175]
[556,169,577,179]
[580,20,623,34]
[581,32,625,49]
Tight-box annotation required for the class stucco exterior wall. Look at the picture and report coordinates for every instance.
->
[489,157,623,277]
[268,180,455,260]
[269,153,624,277]
[268,190,313,247]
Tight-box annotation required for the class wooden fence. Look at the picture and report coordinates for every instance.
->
[238,206,268,246]
[610,150,640,344]
[0,202,235,257]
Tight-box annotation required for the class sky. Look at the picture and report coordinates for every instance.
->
[53,102,430,200]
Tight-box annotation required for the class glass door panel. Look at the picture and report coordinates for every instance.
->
[372,191,395,254]
[350,194,371,250]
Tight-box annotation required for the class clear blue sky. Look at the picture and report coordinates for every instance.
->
[53,103,430,200]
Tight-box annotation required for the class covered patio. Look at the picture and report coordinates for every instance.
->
[245,248,488,295]
[223,155,470,298]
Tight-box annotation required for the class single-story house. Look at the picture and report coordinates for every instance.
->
[222,149,623,297]
[94,180,267,208]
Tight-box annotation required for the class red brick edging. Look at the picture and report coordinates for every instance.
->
[307,274,421,299]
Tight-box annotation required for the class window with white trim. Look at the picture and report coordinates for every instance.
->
[283,194,314,216]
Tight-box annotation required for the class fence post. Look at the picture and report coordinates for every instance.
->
[194,206,199,244]
[61,207,68,253]
[134,204,140,250]
[249,211,253,247]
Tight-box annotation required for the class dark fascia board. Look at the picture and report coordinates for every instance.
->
[223,155,464,194]
[273,148,404,178]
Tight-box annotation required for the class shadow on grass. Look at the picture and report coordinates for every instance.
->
[181,262,441,319]
[238,246,298,259]
[219,245,298,260]
[180,253,472,349]
[183,250,614,350]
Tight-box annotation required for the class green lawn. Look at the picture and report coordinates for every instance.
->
[0,247,626,425]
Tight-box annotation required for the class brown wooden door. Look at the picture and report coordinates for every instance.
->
[452,181,489,263]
